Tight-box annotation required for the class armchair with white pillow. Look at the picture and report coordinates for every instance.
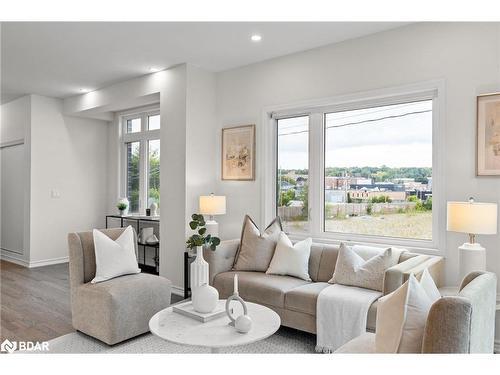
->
[68,227,172,345]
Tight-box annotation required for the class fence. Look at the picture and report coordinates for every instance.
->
[278,202,418,220]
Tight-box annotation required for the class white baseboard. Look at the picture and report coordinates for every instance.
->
[171,285,185,297]
[0,250,29,267]
[28,256,69,268]
[1,250,69,268]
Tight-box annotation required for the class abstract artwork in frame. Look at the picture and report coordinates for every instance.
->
[221,124,255,180]
[477,92,500,176]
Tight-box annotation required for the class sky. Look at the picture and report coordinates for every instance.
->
[277,100,433,170]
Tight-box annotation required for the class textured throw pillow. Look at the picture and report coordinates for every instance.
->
[233,215,282,272]
[92,226,140,283]
[266,232,312,281]
[375,269,441,353]
[329,243,396,292]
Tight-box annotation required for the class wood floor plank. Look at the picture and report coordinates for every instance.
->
[1,260,184,344]
[0,261,74,342]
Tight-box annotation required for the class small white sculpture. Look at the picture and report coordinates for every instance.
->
[225,274,252,334]
[192,283,219,313]
[235,314,252,333]
[146,234,159,244]
[150,202,158,216]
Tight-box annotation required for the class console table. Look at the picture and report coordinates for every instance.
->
[105,214,160,275]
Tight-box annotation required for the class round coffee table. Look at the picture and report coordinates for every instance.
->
[149,300,281,353]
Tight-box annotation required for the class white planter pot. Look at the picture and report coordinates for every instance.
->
[118,197,130,215]
[190,246,209,291]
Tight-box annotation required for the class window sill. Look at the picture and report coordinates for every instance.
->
[285,231,442,256]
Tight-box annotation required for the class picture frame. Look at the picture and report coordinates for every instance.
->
[221,124,256,181]
[477,92,500,176]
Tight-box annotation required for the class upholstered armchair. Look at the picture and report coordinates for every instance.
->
[68,227,172,345]
[335,271,497,353]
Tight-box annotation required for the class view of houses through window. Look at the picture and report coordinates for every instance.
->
[277,99,433,240]
[277,116,309,233]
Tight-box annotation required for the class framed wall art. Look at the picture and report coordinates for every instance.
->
[221,124,255,180]
[477,92,500,176]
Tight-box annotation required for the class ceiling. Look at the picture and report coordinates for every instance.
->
[1,22,409,104]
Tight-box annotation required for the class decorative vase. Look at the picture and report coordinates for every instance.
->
[117,197,130,215]
[190,246,209,291]
[192,283,219,313]
[150,202,158,216]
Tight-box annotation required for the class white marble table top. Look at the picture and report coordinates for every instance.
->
[149,299,281,351]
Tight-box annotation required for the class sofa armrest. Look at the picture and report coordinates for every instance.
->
[203,239,240,285]
[383,254,444,295]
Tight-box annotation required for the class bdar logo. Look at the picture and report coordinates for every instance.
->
[1,339,17,353]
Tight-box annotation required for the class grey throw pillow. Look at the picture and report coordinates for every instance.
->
[329,243,398,292]
[233,215,282,272]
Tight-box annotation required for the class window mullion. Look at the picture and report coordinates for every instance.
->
[309,112,324,237]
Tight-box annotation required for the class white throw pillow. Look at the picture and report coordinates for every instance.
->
[329,243,397,292]
[375,269,441,353]
[266,232,312,281]
[92,226,141,283]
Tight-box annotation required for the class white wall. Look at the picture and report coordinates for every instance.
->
[215,22,500,285]
[29,95,109,265]
[0,95,31,264]
[185,65,217,225]
[64,65,218,292]
[1,95,30,144]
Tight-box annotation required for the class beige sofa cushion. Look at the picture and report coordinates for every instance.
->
[285,282,330,315]
[330,244,397,292]
[233,215,282,272]
[213,271,309,308]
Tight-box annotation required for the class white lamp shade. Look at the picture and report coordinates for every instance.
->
[447,201,497,235]
[199,195,226,215]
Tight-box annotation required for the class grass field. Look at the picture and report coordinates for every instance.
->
[284,211,432,240]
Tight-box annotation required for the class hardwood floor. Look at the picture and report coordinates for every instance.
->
[0,260,184,343]
[0,260,74,343]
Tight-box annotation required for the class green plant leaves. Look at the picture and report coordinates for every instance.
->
[186,213,221,251]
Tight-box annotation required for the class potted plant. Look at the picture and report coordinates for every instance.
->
[186,214,221,252]
[186,214,221,310]
[117,202,128,216]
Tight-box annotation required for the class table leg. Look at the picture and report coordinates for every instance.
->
[210,347,220,354]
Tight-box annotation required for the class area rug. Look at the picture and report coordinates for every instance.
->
[42,327,317,353]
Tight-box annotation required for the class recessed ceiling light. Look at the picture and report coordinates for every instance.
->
[79,88,90,93]
[149,67,161,72]
[251,34,262,42]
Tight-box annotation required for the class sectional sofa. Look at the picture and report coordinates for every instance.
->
[205,239,444,334]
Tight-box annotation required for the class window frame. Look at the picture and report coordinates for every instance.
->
[263,80,446,254]
[120,106,160,214]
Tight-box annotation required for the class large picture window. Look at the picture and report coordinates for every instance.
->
[121,108,160,215]
[271,87,440,247]
[277,116,309,233]
[324,100,433,240]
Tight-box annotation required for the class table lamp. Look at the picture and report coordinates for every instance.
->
[447,198,498,280]
[199,193,226,237]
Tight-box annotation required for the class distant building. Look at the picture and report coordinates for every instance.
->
[348,189,406,202]
[325,176,372,190]
[350,183,404,192]
[325,190,346,203]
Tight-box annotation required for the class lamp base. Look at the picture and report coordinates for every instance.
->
[205,219,219,237]
[458,242,486,281]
